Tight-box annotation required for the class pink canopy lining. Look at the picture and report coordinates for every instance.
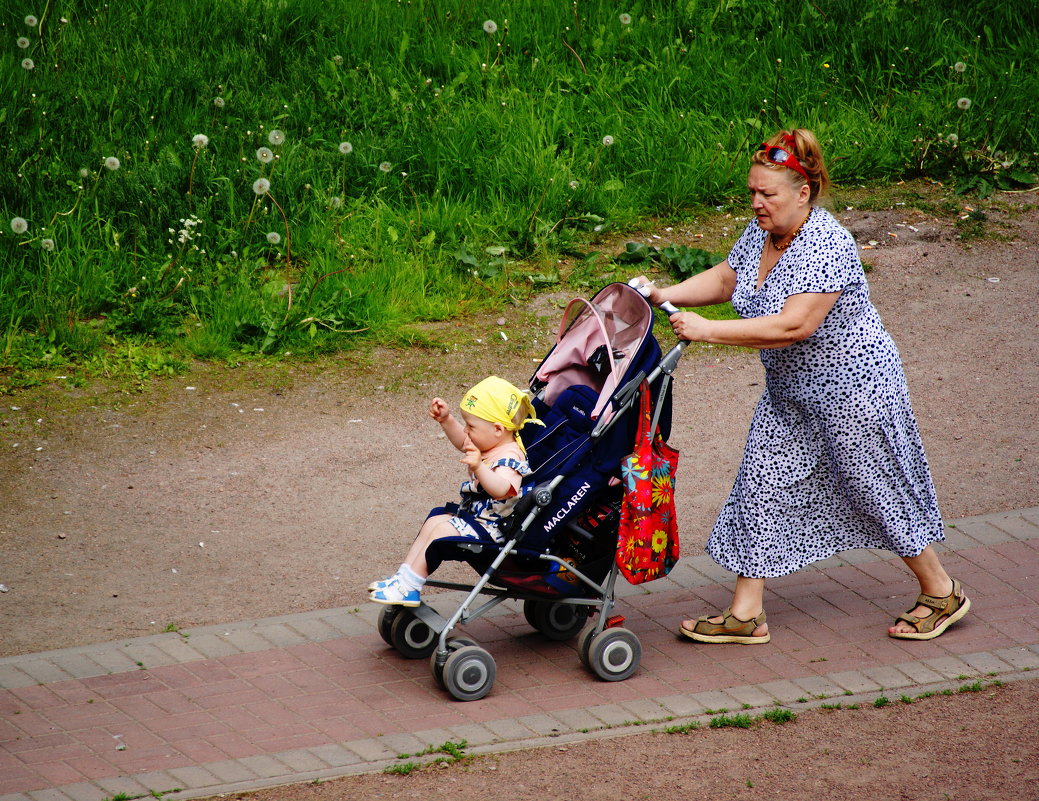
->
[534,283,653,421]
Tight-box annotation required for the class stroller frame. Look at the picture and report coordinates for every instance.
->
[377,283,687,701]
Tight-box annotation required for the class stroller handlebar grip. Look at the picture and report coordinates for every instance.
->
[627,278,680,317]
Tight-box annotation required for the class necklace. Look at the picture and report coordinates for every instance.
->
[770,210,811,252]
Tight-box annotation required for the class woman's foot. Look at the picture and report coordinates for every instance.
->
[889,578,970,640]
[679,607,770,644]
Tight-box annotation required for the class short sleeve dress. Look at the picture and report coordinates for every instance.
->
[705,206,944,578]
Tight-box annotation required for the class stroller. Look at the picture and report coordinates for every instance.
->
[376,281,686,701]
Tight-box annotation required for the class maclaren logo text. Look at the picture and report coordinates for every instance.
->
[543,482,592,532]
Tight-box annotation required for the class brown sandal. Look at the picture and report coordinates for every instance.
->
[679,607,770,644]
[889,578,971,640]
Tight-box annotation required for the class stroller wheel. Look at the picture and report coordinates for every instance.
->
[377,605,402,646]
[388,609,438,659]
[523,599,589,641]
[443,645,497,701]
[430,637,479,688]
[586,627,641,682]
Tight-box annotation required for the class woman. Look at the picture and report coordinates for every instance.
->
[635,129,969,643]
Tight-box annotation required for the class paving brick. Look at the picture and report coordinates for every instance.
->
[958,651,1016,676]
[0,664,34,690]
[152,638,207,665]
[25,790,72,801]
[859,665,916,691]
[992,646,1039,671]
[49,784,102,801]
[792,675,845,700]
[826,670,883,695]
[270,748,335,774]
[236,754,293,779]
[203,759,259,784]
[308,744,362,768]
[342,738,395,762]
[252,624,309,649]
[183,634,241,660]
[165,765,222,791]
[12,661,74,685]
[919,655,975,680]
[753,679,808,704]
[46,654,107,682]
[545,707,607,734]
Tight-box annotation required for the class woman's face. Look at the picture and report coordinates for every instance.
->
[747,164,810,236]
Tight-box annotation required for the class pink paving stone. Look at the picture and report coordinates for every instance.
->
[182,659,242,683]
[493,664,544,691]
[517,687,605,710]
[177,677,257,701]
[107,693,169,722]
[39,701,128,732]
[61,753,120,780]
[146,710,224,738]
[222,649,308,678]
[173,737,237,764]
[20,759,87,790]
[313,713,390,741]
[7,683,72,710]
[205,730,266,760]
[137,688,204,716]
[189,686,272,711]
[277,688,364,715]
[79,670,162,698]
[347,684,405,711]
[281,668,343,695]
[150,663,213,690]
[47,681,103,705]
[108,746,187,775]
[249,729,330,753]
[593,674,674,702]
[459,694,544,723]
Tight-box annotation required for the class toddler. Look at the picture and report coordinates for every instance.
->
[369,376,543,606]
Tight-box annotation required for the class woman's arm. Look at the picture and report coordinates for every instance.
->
[637,260,738,308]
[670,291,841,349]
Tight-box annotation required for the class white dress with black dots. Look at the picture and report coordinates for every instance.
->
[705,207,944,578]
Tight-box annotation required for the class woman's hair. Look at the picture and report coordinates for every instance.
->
[752,128,830,203]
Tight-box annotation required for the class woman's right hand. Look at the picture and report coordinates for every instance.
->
[630,275,661,304]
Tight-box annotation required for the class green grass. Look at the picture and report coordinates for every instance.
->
[2,0,1036,385]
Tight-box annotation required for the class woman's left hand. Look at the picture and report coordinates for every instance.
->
[669,310,711,342]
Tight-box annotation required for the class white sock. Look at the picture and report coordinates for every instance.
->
[395,564,426,592]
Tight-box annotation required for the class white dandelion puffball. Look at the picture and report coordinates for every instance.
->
[17,37,30,49]
[10,217,29,234]
[268,129,285,146]
[330,196,343,210]
[256,147,274,164]
[619,13,632,25]
[266,231,281,245]
[482,19,497,34]
[104,156,120,171]
[339,141,353,155]
[213,96,225,108]
[956,97,972,110]
[947,133,959,145]
[78,167,89,178]
[41,238,55,251]
[25,15,38,26]
[21,58,35,70]
[252,177,271,195]
[379,161,392,173]
[954,61,967,73]
[602,135,615,146]
[569,180,579,190]
[192,133,209,149]
[333,54,343,65]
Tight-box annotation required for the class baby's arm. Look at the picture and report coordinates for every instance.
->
[429,397,467,451]
[460,439,521,500]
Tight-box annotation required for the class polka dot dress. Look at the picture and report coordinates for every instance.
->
[705,207,944,578]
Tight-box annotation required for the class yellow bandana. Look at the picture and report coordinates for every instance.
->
[460,376,543,451]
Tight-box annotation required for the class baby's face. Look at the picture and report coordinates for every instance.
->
[460,411,503,452]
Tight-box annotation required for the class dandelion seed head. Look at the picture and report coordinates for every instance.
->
[256,147,274,164]
[252,177,271,195]
[213,96,225,108]
[602,135,615,146]
[79,167,89,178]
[41,238,55,251]
[482,19,498,34]
[104,156,120,171]
[947,133,959,145]
[338,141,353,154]
[330,196,343,209]
[619,13,632,25]
[192,133,209,149]
[21,58,34,70]
[25,15,38,26]
[957,97,972,110]
[268,129,285,146]
[954,61,967,73]
[17,36,30,49]
[569,180,579,189]
[379,161,392,173]
[266,231,281,245]
[10,217,28,234]
[333,55,343,65]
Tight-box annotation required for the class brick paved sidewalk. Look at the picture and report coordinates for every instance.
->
[2,508,1038,801]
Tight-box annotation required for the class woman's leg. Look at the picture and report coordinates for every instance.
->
[889,545,956,636]
[682,576,769,638]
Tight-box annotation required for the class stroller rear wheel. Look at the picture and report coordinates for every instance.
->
[388,608,438,659]
[585,627,641,682]
[523,599,588,641]
[443,645,497,701]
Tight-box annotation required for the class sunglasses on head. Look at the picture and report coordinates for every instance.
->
[758,139,810,183]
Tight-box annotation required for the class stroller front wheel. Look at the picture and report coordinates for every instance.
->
[443,645,497,701]
[523,599,589,641]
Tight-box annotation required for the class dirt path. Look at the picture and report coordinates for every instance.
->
[1,185,1036,797]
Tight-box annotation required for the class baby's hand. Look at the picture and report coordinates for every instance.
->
[429,397,450,423]
[460,436,482,471]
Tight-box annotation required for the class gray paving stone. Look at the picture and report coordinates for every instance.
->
[513,713,568,736]
[252,623,308,649]
[792,675,846,700]
[992,646,1039,671]
[165,765,222,791]
[920,655,975,680]
[989,513,1039,540]
[860,665,916,691]
[54,784,105,801]
[655,693,709,718]
[547,706,608,733]
[949,520,1011,546]
[152,636,207,665]
[959,651,1016,676]
[723,683,781,708]
[585,702,637,727]
[446,722,499,747]
[343,737,396,761]
[309,743,363,768]
[892,660,947,686]
[26,789,72,801]
[118,642,174,670]
[376,732,426,756]
[126,771,181,795]
[223,629,275,653]
[183,633,241,659]
[205,759,260,784]
[480,717,538,742]
[409,727,458,750]
[286,617,341,642]
[687,690,741,713]
[618,697,668,722]
[826,670,883,695]
[94,775,152,797]
[237,754,293,779]
[88,647,141,674]
[46,652,108,681]
[273,748,337,774]
[320,611,373,637]
[0,663,33,690]
[753,680,808,704]
[14,659,74,685]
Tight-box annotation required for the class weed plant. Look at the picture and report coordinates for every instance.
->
[2,0,1037,385]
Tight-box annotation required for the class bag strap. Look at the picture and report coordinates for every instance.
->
[647,373,670,439]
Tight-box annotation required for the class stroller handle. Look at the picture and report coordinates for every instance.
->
[627,278,681,317]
